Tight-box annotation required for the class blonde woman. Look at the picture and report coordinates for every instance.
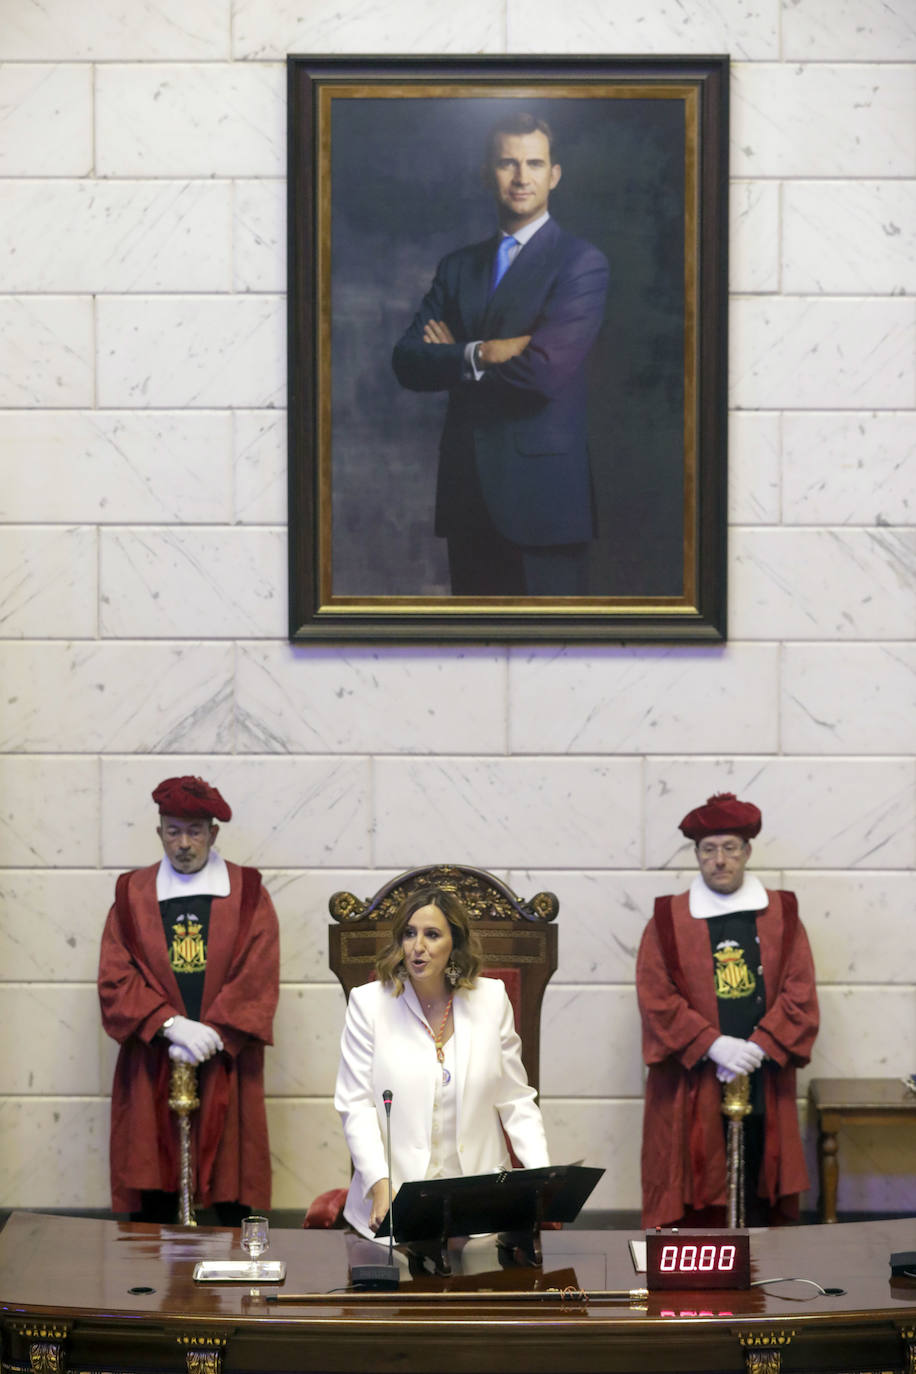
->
[334,886,549,1240]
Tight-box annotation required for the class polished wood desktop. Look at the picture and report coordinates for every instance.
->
[2,1211,916,1373]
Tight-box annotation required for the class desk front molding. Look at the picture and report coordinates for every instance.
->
[3,1213,916,1374]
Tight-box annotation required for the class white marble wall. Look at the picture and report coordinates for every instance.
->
[0,0,914,1219]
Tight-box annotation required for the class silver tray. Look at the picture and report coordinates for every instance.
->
[193,1260,287,1283]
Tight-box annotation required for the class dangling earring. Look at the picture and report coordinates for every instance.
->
[445,960,460,988]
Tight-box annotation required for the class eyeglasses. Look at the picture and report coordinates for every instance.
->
[697,842,746,860]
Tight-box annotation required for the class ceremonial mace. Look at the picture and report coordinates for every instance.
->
[168,1059,200,1226]
[720,1072,752,1229]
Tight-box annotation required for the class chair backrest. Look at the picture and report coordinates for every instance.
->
[328,863,559,1091]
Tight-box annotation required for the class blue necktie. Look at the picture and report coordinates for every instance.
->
[489,235,518,295]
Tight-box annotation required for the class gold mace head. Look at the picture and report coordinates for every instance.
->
[720,1072,752,1120]
[168,1059,200,1114]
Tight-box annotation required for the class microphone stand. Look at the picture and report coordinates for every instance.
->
[350,1089,400,1290]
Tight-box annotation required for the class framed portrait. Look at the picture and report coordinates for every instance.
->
[288,55,729,642]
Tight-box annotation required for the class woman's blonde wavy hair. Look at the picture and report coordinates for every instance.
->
[376,886,483,996]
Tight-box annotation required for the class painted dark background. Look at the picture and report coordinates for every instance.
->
[328,94,686,598]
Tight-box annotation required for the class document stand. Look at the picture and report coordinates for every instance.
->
[375,1163,603,1275]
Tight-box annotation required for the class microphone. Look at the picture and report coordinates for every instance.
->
[382,1091,395,1267]
[350,1088,400,1290]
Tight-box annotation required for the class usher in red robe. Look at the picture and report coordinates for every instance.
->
[98,861,279,1213]
[636,888,818,1228]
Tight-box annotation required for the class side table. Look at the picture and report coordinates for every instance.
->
[809,1077,916,1223]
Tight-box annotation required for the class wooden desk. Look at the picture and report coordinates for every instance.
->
[3,1211,916,1374]
[809,1078,916,1223]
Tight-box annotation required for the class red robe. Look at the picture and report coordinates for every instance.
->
[98,860,279,1213]
[636,888,818,1228]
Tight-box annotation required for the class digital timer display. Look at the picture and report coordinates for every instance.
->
[646,1229,751,1291]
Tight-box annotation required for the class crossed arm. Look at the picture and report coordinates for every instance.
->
[422,316,531,368]
[394,241,609,400]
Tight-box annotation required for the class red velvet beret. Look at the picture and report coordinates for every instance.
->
[678,792,761,842]
[152,775,231,822]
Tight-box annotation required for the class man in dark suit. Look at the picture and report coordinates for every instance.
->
[392,111,609,596]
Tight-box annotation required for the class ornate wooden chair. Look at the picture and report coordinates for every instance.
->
[303,862,559,1228]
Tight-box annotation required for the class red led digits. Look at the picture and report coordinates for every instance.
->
[645,1230,751,1290]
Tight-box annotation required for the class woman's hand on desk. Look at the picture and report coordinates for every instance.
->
[368,1178,398,1233]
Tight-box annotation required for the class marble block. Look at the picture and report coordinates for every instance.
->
[0,0,230,60]
[783,181,916,295]
[730,180,780,295]
[232,0,503,58]
[783,0,916,62]
[730,528,916,640]
[237,643,507,755]
[1,642,234,754]
[0,985,105,1094]
[0,757,100,867]
[0,870,115,981]
[729,411,781,524]
[782,412,915,526]
[510,868,650,984]
[100,756,372,870]
[96,295,285,409]
[785,872,916,984]
[508,644,779,755]
[503,0,778,58]
[732,63,916,177]
[265,868,402,983]
[541,986,644,1098]
[645,757,916,871]
[0,64,92,175]
[233,179,286,293]
[265,985,345,1097]
[0,526,97,638]
[99,527,286,638]
[266,1097,351,1212]
[782,644,916,755]
[799,985,914,1088]
[0,411,233,523]
[233,410,287,524]
[373,757,643,870]
[0,1098,110,1209]
[540,1098,643,1212]
[96,63,284,177]
[730,297,916,411]
[0,181,231,293]
[0,296,93,408]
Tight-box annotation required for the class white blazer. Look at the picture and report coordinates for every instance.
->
[334,977,550,1239]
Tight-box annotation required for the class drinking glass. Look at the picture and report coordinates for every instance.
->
[240,1215,270,1279]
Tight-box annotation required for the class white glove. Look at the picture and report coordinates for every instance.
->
[168,1043,197,1064]
[707,1035,765,1078]
[162,1014,223,1064]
